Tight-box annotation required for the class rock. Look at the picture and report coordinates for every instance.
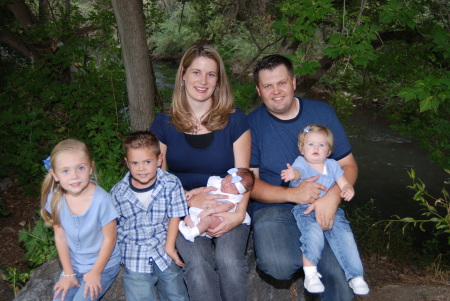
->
[0,269,16,301]
[14,233,314,301]
[0,178,14,191]
[13,258,60,301]
[13,258,125,301]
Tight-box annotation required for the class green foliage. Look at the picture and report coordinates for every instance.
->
[324,24,380,68]
[398,74,449,113]
[86,109,126,190]
[328,91,356,121]
[344,199,415,263]
[3,215,57,294]
[273,0,334,42]
[19,218,57,267]
[150,1,262,71]
[3,267,32,295]
[378,0,422,29]
[0,2,129,193]
[383,169,450,245]
[232,82,256,113]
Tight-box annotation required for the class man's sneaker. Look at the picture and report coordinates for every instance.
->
[349,277,370,295]
[304,272,325,293]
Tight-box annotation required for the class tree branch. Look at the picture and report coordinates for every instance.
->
[6,0,38,30]
[0,28,41,61]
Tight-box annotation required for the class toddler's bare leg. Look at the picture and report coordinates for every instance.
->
[196,216,222,234]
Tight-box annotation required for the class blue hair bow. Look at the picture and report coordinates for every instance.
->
[227,168,242,183]
[42,156,51,171]
[304,126,311,133]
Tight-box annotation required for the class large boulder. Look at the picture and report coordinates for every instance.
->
[13,258,125,301]
[14,235,316,301]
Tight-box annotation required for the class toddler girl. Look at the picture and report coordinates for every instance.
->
[40,139,120,301]
[281,125,369,295]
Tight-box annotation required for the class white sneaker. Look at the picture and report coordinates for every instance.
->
[304,272,325,293]
[349,277,369,295]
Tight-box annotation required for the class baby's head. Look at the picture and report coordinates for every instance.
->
[298,124,334,155]
[221,168,255,195]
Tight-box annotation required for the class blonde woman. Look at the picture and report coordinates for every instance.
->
[151,44,251,301]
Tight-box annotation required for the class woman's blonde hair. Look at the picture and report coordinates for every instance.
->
[298,124,334,154]
[167,44,235,133]
[40,139,96,227]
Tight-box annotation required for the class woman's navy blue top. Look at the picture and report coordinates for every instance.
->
[151,108,249,191]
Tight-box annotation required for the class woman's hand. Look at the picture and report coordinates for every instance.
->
[187,187,226,209]
[83,271,102,300]
[53,275,80,300]
[206,211,244,237]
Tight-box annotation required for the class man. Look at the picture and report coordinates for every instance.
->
[248,54,358,300]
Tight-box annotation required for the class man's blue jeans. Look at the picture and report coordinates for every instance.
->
[176,223,250,301]
[122,261,188,301]
[294,205,364,281]
[253,205,354,301]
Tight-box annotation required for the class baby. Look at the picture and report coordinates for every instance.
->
[179,168,254,242]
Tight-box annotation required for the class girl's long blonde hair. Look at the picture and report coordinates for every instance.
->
[40,139,96,227]
[166,44,235,133]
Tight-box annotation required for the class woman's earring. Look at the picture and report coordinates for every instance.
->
[180,80,185,87]
[216,84,220,91]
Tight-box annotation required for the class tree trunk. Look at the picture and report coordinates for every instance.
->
[111,0,156,131]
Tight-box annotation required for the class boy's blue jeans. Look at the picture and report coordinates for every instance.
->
[252,205,354,301]
[53,264,120,301]
[122,261,188,301]
[293,205,364,281]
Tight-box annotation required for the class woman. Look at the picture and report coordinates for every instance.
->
[151,44,251,301]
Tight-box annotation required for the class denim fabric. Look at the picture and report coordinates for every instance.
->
[122,261,188,301]
[253,206,354,300]
[293,205,364,280]
[176,224,250,301]
[53,264,120,301]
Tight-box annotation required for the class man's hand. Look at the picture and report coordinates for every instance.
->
[289,175,327,204]
[304,186,340,231]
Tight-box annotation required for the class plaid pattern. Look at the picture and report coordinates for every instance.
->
[110,169,188,273]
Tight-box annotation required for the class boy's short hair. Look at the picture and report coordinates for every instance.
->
[124,131,161,156]
[253,54,294,86]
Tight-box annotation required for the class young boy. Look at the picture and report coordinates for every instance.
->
[110,131,189,301]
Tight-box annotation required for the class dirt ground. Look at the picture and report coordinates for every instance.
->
[1,177,449,300]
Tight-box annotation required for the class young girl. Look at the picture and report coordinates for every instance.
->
[40,139,121,301]
[281,125,369,295]
[179,168,254,242]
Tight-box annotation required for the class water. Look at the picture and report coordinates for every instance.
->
[153,60,177,90]
[348,110,448,219]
